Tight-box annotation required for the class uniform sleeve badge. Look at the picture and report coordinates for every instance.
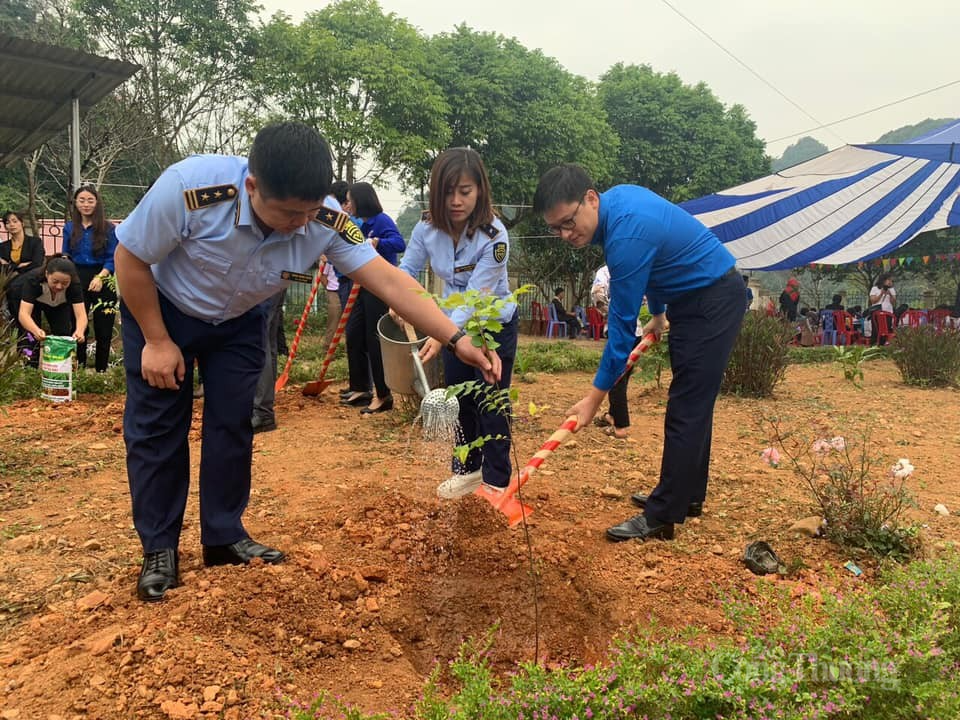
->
[183,184,238,211]
[492,241,508,264]
[315,209,365,245]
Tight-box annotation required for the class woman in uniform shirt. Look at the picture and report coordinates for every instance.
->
[397,148,517,498]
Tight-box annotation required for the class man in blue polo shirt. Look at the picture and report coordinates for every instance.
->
[116,122,500,602]
[533,164,743,543]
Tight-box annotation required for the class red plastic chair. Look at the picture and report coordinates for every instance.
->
[903,309,927,328]
[585,306,605,340]
[832,310,860,345]
[928,308,952,332]
[529,301,544,336]
[872,311,896,345]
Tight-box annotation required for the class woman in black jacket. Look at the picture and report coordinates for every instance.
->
[0,210,46,325]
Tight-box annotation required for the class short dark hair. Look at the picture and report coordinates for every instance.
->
[427,147,495,238]
[533,163,595,214]
[43,254,81,284]
[554,287,564,295]
[348,182,383,218]
[2,210,25,225]
[832,293,842,305]
[248,122,332,201]
[329,180,349,205]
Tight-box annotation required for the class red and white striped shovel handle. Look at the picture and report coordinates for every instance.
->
[275,262,326,392]
[312,281,361,385]
[507,333,658,497]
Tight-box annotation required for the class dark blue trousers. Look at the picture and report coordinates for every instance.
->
[444,312,518,488]
[644,269,744,524]
[122,295,266,552]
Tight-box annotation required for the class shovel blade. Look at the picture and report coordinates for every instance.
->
[474,483,534,527]
[301,379,332,397]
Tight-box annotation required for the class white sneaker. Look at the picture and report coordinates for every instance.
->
[436,470,483,499]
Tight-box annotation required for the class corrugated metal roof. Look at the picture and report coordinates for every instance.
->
[0,34,140,167]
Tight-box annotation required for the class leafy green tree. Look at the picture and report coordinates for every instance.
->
[76,0,260,162]
[598,63,768,202]
[425,25,619,224]
[771,136,828,172]
[253,0,449,187]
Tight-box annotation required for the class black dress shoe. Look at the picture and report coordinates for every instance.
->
[137,548,179,602]
[631,493,703,517]
[605,514,675,542]
[360,395,393,414]
[341,392,373,406]
[252,418,277,434]
[202,538,285,566]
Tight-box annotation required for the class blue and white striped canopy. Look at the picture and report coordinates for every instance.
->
[680,119,960,270]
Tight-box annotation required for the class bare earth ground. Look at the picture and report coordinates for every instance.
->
[1,352,959,719]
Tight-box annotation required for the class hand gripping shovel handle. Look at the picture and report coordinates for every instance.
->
[275,261,325,392]
[301,281,362,396]
[477,333,658,525]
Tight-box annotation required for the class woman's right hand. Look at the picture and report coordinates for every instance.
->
[141,338,185,390]
[33,328,47,341]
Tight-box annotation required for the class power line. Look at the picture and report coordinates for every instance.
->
[766,78,960,145]
[659,0,846,146]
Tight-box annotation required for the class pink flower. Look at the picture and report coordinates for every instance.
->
[760,447,781,467]
[812,439,832,454]
[830,436,846,451]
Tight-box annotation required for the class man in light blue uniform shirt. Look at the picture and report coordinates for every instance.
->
[534,163,744,544]
[115,122,500,602]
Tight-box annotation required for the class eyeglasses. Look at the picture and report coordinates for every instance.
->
[546,198,584,236]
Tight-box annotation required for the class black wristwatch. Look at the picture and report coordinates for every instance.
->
[446,329,467,353]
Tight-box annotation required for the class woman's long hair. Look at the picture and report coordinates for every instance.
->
[70,185,113,257]
[428,147,495,238]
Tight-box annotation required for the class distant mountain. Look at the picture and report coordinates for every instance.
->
[770,118,959,173]
[770,136,829,172]
[871,118,956,144]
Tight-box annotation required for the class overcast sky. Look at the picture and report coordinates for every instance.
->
[257,0,960,211]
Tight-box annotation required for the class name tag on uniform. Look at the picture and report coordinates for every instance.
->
[281,270,313,283]
[454,264,476,274]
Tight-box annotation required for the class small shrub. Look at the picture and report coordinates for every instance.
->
[765,419,922,561]
[833,343,882,389]
[0,325,37,404]
[891,325,960,387]
[721,311,793,397]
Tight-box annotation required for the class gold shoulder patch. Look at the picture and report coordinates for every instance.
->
[421,210,431,222]
[183,184,238,211]
[315,208,365,245]
[492,240,508,264]
[479,223,499,239]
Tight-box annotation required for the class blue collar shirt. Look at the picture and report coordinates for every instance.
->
[62,221,119,272]
[592,184,735,390]
[399,215,514,329]
[116,155,377,324]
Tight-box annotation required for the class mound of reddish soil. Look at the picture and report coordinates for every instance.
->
[1,359,957,718]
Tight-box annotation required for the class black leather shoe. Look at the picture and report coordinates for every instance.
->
[202,538,285,566]
[360,395,393,414]
[631,493,703,517]
[605,514,675,542]
[137,548,179,602]
[341,392,372,406]
[252,418,277,434]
